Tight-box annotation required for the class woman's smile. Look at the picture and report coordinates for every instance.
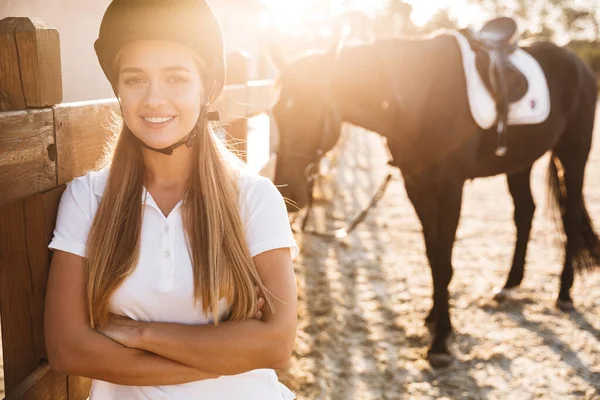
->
[140,115,177,130]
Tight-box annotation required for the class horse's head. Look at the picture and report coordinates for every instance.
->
[269,41,345,211]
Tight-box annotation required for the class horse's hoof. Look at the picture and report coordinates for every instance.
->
[424,320,435,335]
[425,323,434,336]
[427,352,454,368]
[493,286,518,302]
[556,299,575,311]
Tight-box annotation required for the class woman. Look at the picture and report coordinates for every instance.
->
[44,0,299,399]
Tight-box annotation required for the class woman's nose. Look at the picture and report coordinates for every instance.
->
[143,81,167,108]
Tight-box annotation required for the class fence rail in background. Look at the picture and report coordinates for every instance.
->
[0,16,279,399]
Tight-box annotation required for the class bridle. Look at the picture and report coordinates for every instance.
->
[273,38,394,239]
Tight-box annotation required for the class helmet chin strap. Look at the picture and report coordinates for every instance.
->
[130,107,221,156]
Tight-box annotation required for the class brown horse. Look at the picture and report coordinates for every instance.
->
[269,32,600,367]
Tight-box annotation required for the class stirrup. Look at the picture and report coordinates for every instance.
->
[495,120,508,157]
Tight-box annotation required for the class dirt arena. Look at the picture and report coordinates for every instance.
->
[278,107,600,400]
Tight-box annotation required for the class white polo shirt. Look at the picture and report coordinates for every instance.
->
[48,165,299,400]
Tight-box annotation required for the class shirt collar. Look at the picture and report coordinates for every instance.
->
[92,166,183,215]
[92,166,110,198]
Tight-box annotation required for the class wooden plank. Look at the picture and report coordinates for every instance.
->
[226,118,248,162]
[219,85,251,161]
[246,80,277,117]
[4,363,67,400]
[225,51,250,84]
[0,200,40,393]
[219,84,248,122]
[67,376,91,400]
[24,188,65,361]
[55,99,119,185]
[0,108,56,206]
[0,18,62,112]
[0,187,64,394]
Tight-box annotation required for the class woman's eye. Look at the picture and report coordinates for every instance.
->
[124,77,144,85]
[168,76,188,84]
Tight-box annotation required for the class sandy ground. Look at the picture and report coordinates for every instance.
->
[278,108,600,399]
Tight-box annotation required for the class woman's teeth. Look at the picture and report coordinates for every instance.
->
[144,116,174,124]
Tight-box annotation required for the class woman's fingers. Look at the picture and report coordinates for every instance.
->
[253,285,265,320]
[108,313,132,321]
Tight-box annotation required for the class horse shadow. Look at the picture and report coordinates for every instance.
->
[483,300,600,394]
[568,308,600,344]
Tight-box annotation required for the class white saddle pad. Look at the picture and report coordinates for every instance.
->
[448,31,551,130]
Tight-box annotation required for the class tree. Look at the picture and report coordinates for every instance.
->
[532,5,556,41]
[420,8,458,34]
[389,0,417,33]
[468,0,510,16]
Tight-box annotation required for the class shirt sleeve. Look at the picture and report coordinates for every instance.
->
[242,175,299,260]
[48,176,94,258]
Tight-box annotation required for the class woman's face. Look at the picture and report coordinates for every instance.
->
[116,40,205,149]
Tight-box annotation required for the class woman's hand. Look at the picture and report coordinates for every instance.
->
[97,314,144,348]
[254,286,266,320]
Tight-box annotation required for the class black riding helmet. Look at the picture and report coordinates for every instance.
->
[94,0,224,155]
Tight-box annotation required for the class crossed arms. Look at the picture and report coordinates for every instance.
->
[44,248,297,386]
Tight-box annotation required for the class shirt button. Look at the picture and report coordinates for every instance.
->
[164,225,169,233]
[164,250,171,258]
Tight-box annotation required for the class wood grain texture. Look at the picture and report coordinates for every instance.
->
[54,99,119,185]
[4,363,67,400]
[0,17,62,111]
[0,187,64,395]
[0,18,27,111]
[0,109,56,207]
[14,18,62,108]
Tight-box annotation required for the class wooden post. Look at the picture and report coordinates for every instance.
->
[0,17,62,112]
[0,17,74,398]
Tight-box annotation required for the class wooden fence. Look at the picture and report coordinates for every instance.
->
[0,17,278,399]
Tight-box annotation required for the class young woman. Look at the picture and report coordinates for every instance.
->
[44,1,299,399]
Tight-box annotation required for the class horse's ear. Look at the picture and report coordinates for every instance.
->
[268,43,288,72]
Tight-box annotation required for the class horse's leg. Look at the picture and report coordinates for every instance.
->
[405,178,464,367]
[549,111,600,310]
[552,152,584,310]
[494,166,535,301]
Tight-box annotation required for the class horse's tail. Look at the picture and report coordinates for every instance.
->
[547,154,600,273]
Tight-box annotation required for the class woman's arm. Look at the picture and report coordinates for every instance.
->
[118,247,297,376]
[44,250,218,386]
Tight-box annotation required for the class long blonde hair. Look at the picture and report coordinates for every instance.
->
[85,112,275,328]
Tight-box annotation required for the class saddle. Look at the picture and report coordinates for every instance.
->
[461,17,528,156]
